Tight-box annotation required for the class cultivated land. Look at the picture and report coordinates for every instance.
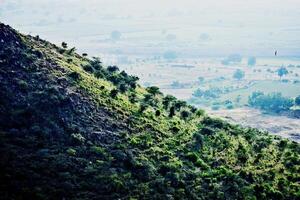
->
[117,56,300,141]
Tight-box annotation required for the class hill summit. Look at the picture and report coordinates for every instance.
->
[0,23,299,199]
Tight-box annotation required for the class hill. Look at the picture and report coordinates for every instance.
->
[0,23,299,199]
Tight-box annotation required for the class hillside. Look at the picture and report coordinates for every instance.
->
[0,23,299,200]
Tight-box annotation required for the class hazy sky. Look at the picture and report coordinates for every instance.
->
[1,0,300,57]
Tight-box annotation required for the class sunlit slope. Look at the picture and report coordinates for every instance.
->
[0,23,299,200]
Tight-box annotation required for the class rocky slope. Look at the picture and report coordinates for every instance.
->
[0,23,299,200]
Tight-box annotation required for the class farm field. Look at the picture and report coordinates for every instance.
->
[117,56,300,141]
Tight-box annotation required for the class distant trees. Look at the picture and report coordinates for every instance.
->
[233,69,245,80]
[248,91,293,113]
[199,33,210,41]
[248,56,256,66]
[222,54,242,65]
[111,30,122,40]
[198,77,204,83]
[193,88,221,99]
[163,51,177,60]
[165,34,177,41]
[277,67,288,79]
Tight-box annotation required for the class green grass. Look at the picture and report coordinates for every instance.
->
[219,80,300,105]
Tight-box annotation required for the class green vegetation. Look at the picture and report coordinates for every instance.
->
[248,56,256,66]
[0,23,300,200]
[248,92,294,113]
[233,69,245,80]
[277,67,289,79]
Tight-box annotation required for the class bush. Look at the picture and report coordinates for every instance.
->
[169,106,176,118]
[110,89,119,98]
[66,148,76,156]
[61,42,68,49]
[68,71,81,81]
[248,91,293,113]
[295,95,300,106]
[107,65,119,73]
[67,47,76,55]
[155,110,161,117]
[181,110,190,120]
[82,64,94,73]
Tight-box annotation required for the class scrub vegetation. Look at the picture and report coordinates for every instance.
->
[0,23,299,200]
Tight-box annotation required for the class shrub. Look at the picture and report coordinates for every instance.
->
[146,86,162,96]
[66,148,76,156]
[67,47,76,55]
[61,42,68,49]
[295,95,300,106]
[110,89,119,98]
[181,110,190,120]
[82,64,94,73]
[155,110,161,117]
[119,83,128,93]
[162,95,176,109]
[71,133,86,144]
[196,109,205,116]
[169,106,176,118]
[107,65,119,73]
[68,71,81,81]
[129,93,138,104]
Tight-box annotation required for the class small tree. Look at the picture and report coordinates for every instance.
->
[174,100,187,111]
[91,57,102,70]
[169,106,176,118]
[233,69,245,80]
[119,83,128,93]
[110,89,119,98]
[181,110,190,120]
[61,42,68,49]
[155,110,161,117]
[111,30,122,40]
[139,103,148,113]
[277,67,288,79]
[162,95,176,109]
[146,86,162,96]
[107,65,119,73]
[248,56,256,66]
[67,47,76,55]
[295,95,300,106]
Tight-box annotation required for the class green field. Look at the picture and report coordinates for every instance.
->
[220,80,300,105]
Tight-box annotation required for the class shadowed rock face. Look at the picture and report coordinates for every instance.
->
[0,23,300,200]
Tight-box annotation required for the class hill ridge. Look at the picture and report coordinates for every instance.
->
[0,22,299,200]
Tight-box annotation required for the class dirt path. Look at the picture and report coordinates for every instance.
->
[209,107,300,142]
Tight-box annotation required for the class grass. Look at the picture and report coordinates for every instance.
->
[220,80,300,105]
